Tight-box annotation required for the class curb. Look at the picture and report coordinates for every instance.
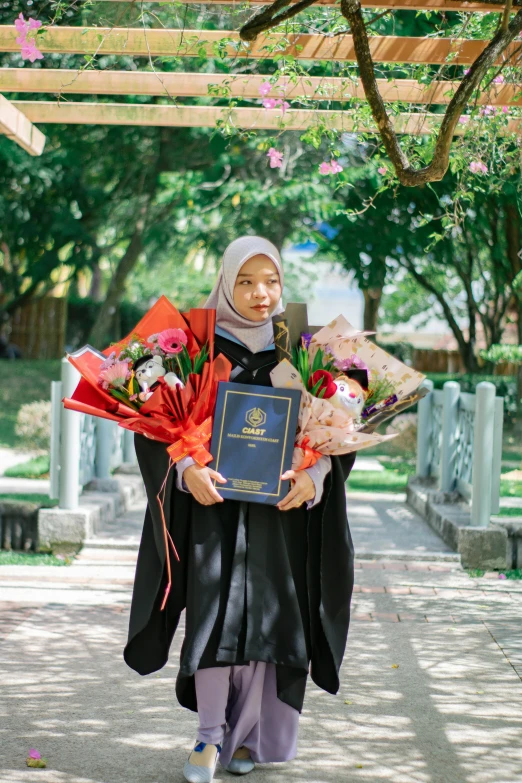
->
[37,468,145,551]
[406,478,510,570]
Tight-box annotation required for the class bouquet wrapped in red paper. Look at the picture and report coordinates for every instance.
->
[63,295,231,466]
[63,296,231,610]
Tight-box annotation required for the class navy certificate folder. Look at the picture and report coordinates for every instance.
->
[209,381,302,505]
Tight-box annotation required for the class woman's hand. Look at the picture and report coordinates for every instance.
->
[276,469,315,511]
[183,464,227,506]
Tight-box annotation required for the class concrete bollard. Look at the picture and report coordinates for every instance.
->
[471,381,496,527]
[440,381,460,493]
[96,418,114,480]
[416,378,434,478]
[59,357,82,510]
[123,428,137,464]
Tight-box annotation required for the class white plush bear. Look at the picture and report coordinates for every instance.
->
[134,355,183,401]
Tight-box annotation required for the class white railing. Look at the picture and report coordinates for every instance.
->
[50,357,137,509]
[416,379,503,526]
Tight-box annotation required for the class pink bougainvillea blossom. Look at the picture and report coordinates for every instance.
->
[277,100,290,115]
[498,573,507,579]
[377,166,387,175]
[28,750,42,760]
[258,81,272,97]
[458,115,469,124]
[266,148,283,168]
[14,13,42,49]
[319,160,343,175]
[502,105,510,114]
[20,39,43,62]
[463,68,470,75]
[480,105,496,116]
[157,328,188,355]
[262,97,277,109]
[469,161,488,174]
[493,74,505,84]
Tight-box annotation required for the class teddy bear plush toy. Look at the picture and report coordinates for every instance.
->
[308,368,368,419]
[134,355,183,402]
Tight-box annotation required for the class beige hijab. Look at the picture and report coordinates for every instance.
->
[204,236,284,353]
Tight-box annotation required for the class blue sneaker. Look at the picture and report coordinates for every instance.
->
[183,742,222,783]
[224,746,255,775]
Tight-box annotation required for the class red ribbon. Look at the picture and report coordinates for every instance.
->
[157,458,181,612]
[294,437,323,470]
[166,416,213,466]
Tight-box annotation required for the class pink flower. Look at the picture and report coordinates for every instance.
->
[99,361,131,388]
[469,161,488,174]
[262,98,277,109]
[28,750,41,760]
[480,105,496,116]
[258,81,272,97]
[458,115,469,124]
[276,99,290,115]
[157,328,188,354]
[147,333,159,343]
[493,74,505,84]
[378,166,387,174]
[498,573,507,579]
[266,147,283,168]
[463,68,470,75]
[15,13,28,37]
[21,40,43,62]
[502,105,510,114]
[319,160,343,175]
[334,353,369,373]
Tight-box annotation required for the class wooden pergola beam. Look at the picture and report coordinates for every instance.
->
[0,94,46,155]
[12,100,521,135]
[97,0,512,11]
[1,26,520,65]
[2,68,520,105]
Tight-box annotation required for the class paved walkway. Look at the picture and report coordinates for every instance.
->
[1,490,522,783]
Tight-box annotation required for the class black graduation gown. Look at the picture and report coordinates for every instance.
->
[123,334,357,714]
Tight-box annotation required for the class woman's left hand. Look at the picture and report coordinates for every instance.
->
[277,469,315,511]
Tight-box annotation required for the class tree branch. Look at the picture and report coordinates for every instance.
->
[241,0,317,41]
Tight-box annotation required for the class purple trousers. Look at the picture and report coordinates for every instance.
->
[194,661,300,767]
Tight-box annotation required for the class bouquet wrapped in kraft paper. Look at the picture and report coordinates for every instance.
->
[270,308,428,470]
[62,296,231,608]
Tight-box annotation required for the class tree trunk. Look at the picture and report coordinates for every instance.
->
[87,231,144,348]
[89,261,103,302]
[362,287,382,332]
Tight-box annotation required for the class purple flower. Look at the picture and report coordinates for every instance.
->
[99,351,117,371]
[301,333,313,349]
[28,750,41,760]
[333,353,369,372]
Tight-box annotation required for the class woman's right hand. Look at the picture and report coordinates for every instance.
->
[183,464,227,506]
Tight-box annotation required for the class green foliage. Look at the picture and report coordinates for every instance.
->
[426,373,518,414]
[0,550,68,566]
[4,455,50,479]
[0,360,60,449]
[481,345,522,365]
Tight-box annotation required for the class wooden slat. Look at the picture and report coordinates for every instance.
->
[0,94,46,155]
[0,26,520,65]
[12,100,522,134]
[96,0,511,11]
[2,68,520,105]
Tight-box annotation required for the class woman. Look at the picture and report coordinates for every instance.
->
[124,236,357,782]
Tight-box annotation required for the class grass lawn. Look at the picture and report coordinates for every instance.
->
[0,494,57,506]
[495,507,522,518]
[0,550,70,566]
[3,455,50,478]
[466,568,522,579]
[0,360,61,449]
[500,479,522,498]
[347,464,416,493]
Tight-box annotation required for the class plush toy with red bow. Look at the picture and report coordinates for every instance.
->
[308,368,369,419]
